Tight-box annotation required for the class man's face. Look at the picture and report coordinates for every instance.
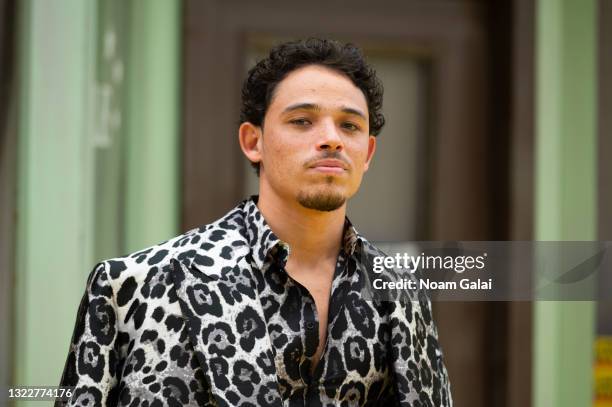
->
[253,64,376,212]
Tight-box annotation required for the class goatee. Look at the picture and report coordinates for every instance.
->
[297,189,346,212]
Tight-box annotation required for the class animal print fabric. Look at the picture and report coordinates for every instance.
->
[56,196,452,406]
[251,220,396,405]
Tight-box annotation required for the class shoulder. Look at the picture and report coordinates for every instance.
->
[94,203,250,290]
[354,234,390,262]
[354,236,426,303]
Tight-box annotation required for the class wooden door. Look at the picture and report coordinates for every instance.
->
[181,1,533,405]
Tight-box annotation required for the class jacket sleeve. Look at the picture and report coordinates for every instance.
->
[55,262,121,406]
[390,294,453,407]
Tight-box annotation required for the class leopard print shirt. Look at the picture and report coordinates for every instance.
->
[57,196,452,406]
[250,210,396,405]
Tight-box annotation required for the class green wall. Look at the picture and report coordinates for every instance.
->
[14,0,98,395]
[13,1,180,405]
[125,0,181,253]
[534,0,597,406]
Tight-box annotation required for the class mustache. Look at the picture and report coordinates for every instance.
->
[303,151,351,168]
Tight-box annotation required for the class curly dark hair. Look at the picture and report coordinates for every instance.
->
[240,38,385,175]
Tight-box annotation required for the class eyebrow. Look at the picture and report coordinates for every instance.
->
[282,103,367,120]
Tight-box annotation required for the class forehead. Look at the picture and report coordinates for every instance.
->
[269,65,368,113]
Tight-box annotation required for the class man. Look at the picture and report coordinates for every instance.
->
[58,38,452,406]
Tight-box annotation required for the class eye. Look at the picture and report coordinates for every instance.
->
[341,122,360,132]
[289,118,311,126]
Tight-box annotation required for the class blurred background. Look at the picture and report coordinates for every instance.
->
[0,0,610,406]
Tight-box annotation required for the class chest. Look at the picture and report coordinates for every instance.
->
[254,259,393,403]
[284,261,336,360]
[297,277,332,372]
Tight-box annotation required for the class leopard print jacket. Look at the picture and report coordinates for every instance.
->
[56,197,452,406]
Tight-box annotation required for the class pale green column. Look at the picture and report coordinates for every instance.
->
[14,2,181,406]
[14,0,97,401]
[534,0,597,406]
[125,0,181,251]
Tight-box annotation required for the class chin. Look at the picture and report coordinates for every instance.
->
[295,186,349,212]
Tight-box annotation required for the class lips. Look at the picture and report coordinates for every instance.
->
[310,159,348,170]
[309,159,348,174]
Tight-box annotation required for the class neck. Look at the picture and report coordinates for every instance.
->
[256,183,346,266]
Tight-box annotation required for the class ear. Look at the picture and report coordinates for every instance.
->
[238,122,263,165]
[363,135,377,172]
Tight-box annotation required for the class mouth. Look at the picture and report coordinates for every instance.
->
[309,159,349,174]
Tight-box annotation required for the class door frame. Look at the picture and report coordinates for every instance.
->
[181,1,534,406]
[0,0,16,393]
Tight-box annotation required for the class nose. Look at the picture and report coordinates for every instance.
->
[315,120,344,152]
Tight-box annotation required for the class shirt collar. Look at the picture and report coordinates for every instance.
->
[241,195,364,270]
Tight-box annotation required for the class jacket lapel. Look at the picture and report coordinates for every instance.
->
[170,255,283,407]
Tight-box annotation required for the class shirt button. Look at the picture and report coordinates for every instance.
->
[306,321,316,330]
